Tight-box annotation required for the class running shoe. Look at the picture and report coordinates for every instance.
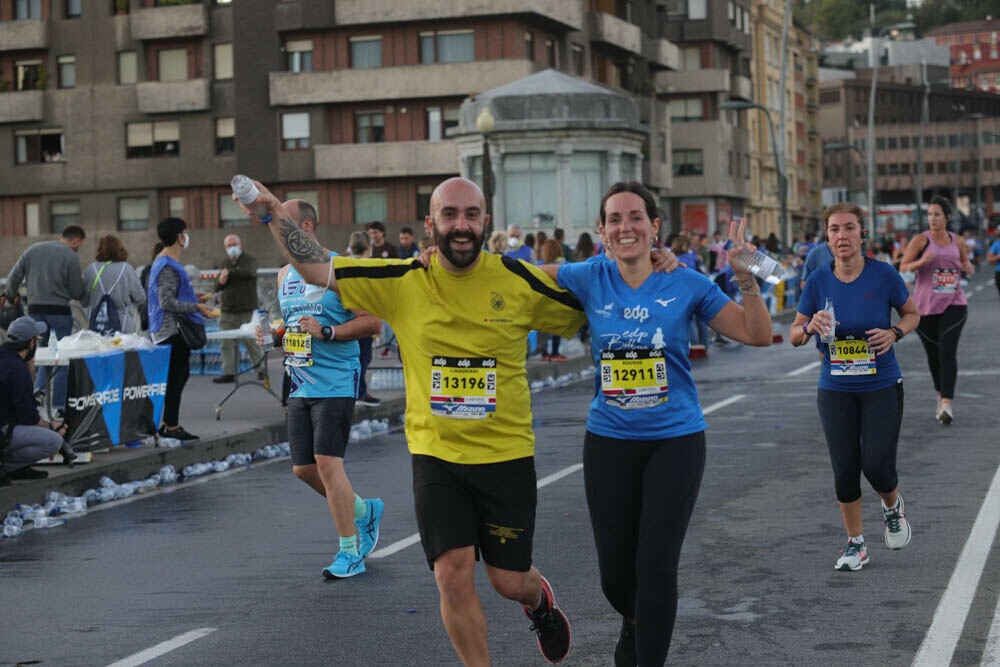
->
[523,576,571,663]
[882,495,912,550]
[322,550,366,579]
[357,394,382,407]
[357,497,385,558]
[614,618,637,667]
[938,403,953,425]
[549,354,568,362]
[835,540,869,571]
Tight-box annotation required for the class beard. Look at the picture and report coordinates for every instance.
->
[433,225,485,269]
[25,342,36,362]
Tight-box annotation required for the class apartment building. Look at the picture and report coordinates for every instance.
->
[926,18,1000,93]
[0,0,686,268]
[747,0,822,243]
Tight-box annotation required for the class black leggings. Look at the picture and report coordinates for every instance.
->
[915,305,967,400]
[584,430,706,666]
[161,333,191,427]
[817,383,903,503]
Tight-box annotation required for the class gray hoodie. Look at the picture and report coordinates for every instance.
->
[5,240,85,314]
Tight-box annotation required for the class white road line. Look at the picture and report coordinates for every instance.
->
[785,361,821,377]
[106,627,217,667]
[984,589,1000,666]
[912,463,1000,667]
[373,395,749,560]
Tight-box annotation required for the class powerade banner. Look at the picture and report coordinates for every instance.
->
[65,348,170,450]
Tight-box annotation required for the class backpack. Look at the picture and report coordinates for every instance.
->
[88,262,124,336]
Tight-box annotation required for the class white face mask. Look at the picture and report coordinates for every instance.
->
[181,232,190,250]
[226,246,242,259]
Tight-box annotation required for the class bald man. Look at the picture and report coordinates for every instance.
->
[214,234,264,382]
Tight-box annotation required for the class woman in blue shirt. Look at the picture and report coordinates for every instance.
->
[790,202,920,572]
[542,181,773,666]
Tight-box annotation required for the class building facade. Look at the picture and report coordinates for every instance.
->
[926,18,1000,93]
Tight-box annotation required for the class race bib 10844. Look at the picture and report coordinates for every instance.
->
[600,349,668,409]
[828,336,876,376]
[429,356,497,419]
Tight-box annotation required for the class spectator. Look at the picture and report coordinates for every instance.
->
[213,234,265,384]
[505,224,535,262]
[346,231,382,407]
[573,232,596,262]
[0,316,66,486]
[365,221,399,259]
[83,234,146,335]
[537,240,568,362]
[554,227,573,262]
[488,231,509,254]
[4,225,86,420]
[398,226,420,259]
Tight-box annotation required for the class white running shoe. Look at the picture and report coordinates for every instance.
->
[882,495,912,550]
[938,403,953,425]
[835,540,869,571]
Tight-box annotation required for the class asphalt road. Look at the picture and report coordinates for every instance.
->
[2,273,999,667]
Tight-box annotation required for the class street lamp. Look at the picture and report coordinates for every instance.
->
[823,142,868,206]
[866,16,917,239]
[720,100,788,247]
[476,107,496,239]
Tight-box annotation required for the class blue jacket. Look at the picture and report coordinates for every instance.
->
[147,255,204,334]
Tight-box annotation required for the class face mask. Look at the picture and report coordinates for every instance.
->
[226,246,242,259]
[181,232,190,250]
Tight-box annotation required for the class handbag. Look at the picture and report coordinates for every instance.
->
[177,314,207,350]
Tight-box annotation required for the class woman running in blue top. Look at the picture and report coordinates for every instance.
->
[790,202,920,572]
[541,181,773,666]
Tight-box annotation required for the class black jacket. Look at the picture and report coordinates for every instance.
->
[0,347,40,428]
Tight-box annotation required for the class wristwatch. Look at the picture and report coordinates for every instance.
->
[321,325,334,342]
[891,326,904,342]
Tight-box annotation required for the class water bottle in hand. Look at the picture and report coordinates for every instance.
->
[724,240,786,284]
[231,175,272,223]
[820,298,836,344]
[257,309,274,352]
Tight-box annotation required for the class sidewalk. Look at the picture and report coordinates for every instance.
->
[0,343,595,514]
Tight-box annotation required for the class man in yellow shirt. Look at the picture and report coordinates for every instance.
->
[241,176,583,665]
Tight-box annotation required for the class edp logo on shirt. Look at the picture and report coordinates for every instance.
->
[623,305,650,323]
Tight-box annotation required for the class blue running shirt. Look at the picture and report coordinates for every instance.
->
[798,259,909,392]
[558,262,730,440]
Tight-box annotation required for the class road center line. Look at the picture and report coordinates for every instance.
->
[785,361,821,377]
[105,627,217,667]
[912,462,1000,667]
[703,394,746,414]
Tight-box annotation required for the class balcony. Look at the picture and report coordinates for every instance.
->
[270,60,538,106]
[0,19,48,52]
[643,37,679,71]
[314,141,459,179]
[655,68,729,95]
[730,75,752,102]
[130,3,208,40]
[136,79,210,114]
[332,0,583,31]
[0,90,44,124]
[588,12,642,56]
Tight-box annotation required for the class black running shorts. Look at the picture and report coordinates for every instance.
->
[286,396,355,466]
[412,454,537,572]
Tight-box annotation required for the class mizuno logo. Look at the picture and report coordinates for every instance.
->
[655,298,676,307]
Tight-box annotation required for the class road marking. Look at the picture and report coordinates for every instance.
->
[985,590,1000,667]
[912,462,1000,667]
[703,394,746,414]
[106,627,217,667]
[785,361,821,377]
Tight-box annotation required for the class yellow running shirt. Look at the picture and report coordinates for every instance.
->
[334,253,585,464]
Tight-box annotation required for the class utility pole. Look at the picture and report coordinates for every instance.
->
[777,0,792,248]
[914,60,929,232]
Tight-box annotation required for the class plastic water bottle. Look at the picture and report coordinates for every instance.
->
[231,175,272,223]
[724,241,786,285]
[820,298,836,344]
[158,437,183,449]
[257,309,273,352]
[3,524,23,537]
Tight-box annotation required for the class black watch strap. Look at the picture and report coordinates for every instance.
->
[891,326,904,342]
[321,325,333,342]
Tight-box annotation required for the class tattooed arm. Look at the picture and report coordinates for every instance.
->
[236,179,340,293]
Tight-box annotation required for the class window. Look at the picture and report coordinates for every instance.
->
[525,31,534,60]
[350,37,382,69]
[887,137,897,149]
[15,0,42,19]
[158,48,188,82]
[545,39,556,68]
[420,30,474,64]
[672,149,703,176]
[354,188,387,224]
[900,136,909,149]
[215,117,234,154]
[118,197,149,231]
[281,112,309,150]
[168,196,184,219]
[219,195,248,228]
[876,137,886,150]
[58,55,76,89]
[669,98,703,123]
[25,202,40,236]
[118,51,138,84]
[571,44,584,75]
[659,132,667,162]
[15,129,64,164]
[680,46,701,70]
[286,39,313,73]
[15,60,42,91]
[356,111,385,144]
[50,201,79,234]
[126,121,180,158]
[213,43,233,80]
[925,162,934,174]
[687,0,707,20]
[425,107,458,142]
[285,190,319,210]
[937,161,947,174]
[936,135,945,148]
[502,153,556,229]
[65,0,81,18]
